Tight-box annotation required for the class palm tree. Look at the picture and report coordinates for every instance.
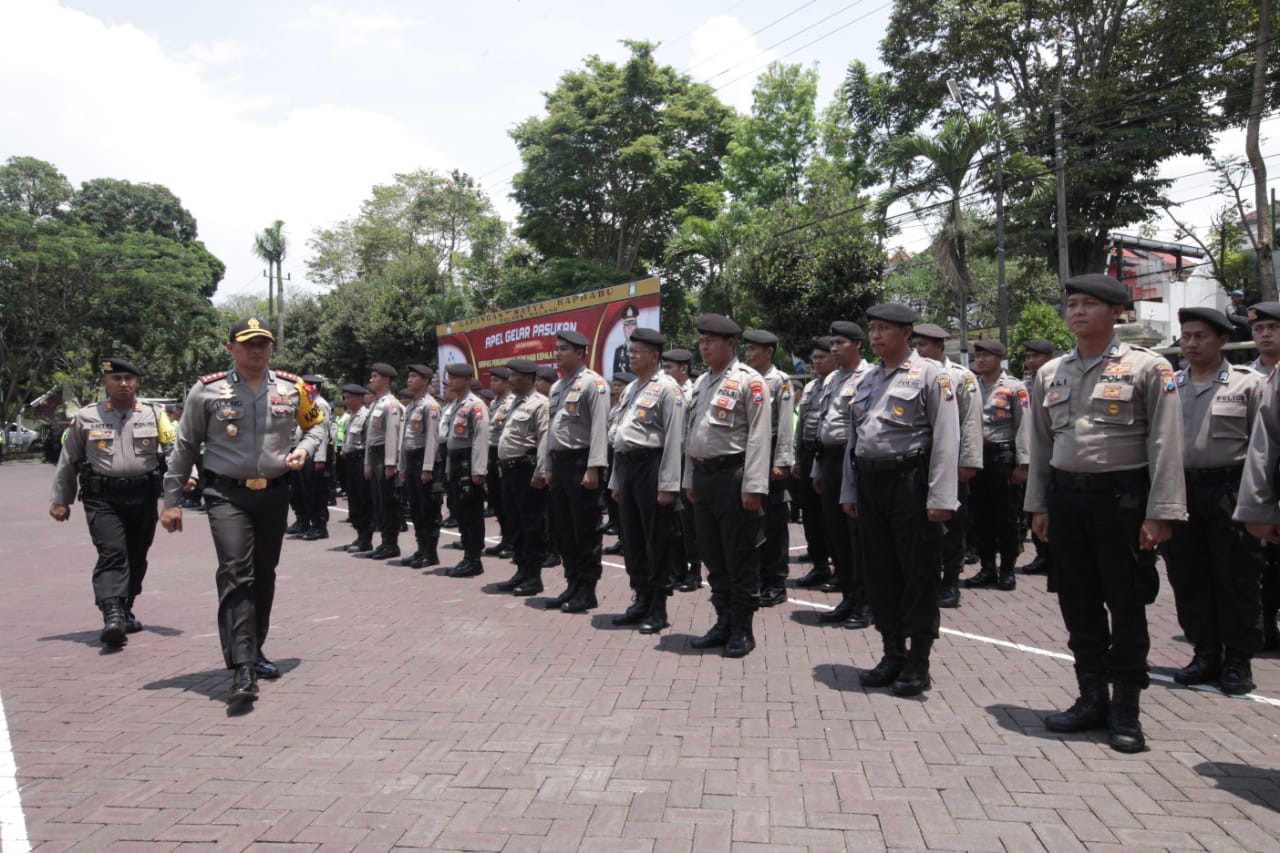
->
[253,220,287,343]
[666,204,750,316]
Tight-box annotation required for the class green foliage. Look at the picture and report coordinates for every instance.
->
[723,63,819,206]
[75,178,199,242]
[1009,303,1073,376]
[0,155,73,217]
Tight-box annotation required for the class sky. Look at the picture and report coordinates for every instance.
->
[0,0,1275,305]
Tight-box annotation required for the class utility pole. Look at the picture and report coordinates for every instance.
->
[1054,40,1071,284]
[264,268,274,316]
[277,272,289,346]
[993,83,1007,346]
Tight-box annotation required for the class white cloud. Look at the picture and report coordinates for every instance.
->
[287,4,421,50]
[688,15,779,114]
[179,38,254,71]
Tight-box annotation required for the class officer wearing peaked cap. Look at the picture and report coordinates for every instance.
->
[360,362,404,560]
[51,357,176,647]
[742,329,795,609]
[1025,274,1186,753]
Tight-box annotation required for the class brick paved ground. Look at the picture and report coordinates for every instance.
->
[2,457,1279,852]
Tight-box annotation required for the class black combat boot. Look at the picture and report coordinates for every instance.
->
[794,565,832,589]
[891,637,932,696]
[124,597,143,633]
[347,532,374,552]
[560,580,598,613]
[677,563,702,592]
[448,554,484,578]
[996,553,1018,591]
[859,636,907,687]
[723,609,756,658]
[843,601,872,630]
[963,562,998,587]
[1172,647,1221,686]
[612,593,651,626]
[1219,652,1255,696]
[512,567,544,597]
[691,610,731,649]
[1108,683,1146,753]
[495,568,528,592]
[638,595,669,635]
[1045,673,1110,732]
[544,580,578,609]
[818,598,854,624]
[99,598,127,647]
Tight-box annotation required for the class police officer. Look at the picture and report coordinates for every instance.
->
[662,347,702,592]
[1025,274,1186,753]
[400,364,442,568]
[361,363,404,560]
[685,314,771,657]
[50,357,176,646]
[841,304,960,697]
[911,324,983,606]
[965,339,1029,595]
[535,365,563,570]
[339,384,373,552]
[160,317,325,702]
[742,329,795,608]
[442,363,490,577]
[1247,302,1280,649]
[299,374,333,540]
[792,337,834,589]
[602,371,635,555]
[537,330,610,613]
[610,329,685,633]
[1167,308,1265,694]
[1021,339,1058,575]
[494,359,551,595]
[485,367,516,558]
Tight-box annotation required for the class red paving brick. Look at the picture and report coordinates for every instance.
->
[3,458,1280,851]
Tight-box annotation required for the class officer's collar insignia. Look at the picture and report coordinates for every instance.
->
[1217,369,1230,383]
[1107,344,1120,357]
[1177,373,1187,386]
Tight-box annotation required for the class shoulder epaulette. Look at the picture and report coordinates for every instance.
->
[1230,364,1258,374]
[198,371,227,384]
[274,370,300,382]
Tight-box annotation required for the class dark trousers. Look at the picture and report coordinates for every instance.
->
[677,490,699,570]
[760,479,791,591]
[857,463,943,642]
[342,451,372,535]
[449,450,486,556]
[1165,473,1263,655]
[692,466,763,613]
[940,481,969,582]
[614,451,678,597]
[500,458,546,569]
[794,444,828,571]
[367,445,400,544]
[819,449,861,601]
[1047,471,1156,687]
[405,448,442,552]
[83,490,157,606]
[1264,545,1280,631]
[204,481,288,668]
[487,446,508,543]
[548,451,602,584]
[970,450,1023,565]
[305,461,330,529]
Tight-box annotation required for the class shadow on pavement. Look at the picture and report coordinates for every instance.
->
[654,634,707,656]
[40,624,183,649]
[812,663,864,692]
[985,703,1102,744]
[1193,762,1280,812]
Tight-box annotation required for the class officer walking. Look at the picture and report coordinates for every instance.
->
[50,358,176,646]
[1020,339,1058,575]
[494,359,551,595]
[742,329,795,607]
[791,337,834,589]
[440,364,489,577]
[684,314,771,657]
[361,363,404,560]
[339,385,373,552]
[160,317,324,702]
[537,330,610,613]
[1167,308,1265,694]
[1247,302,1280,649]
[1025,275,1186,753]
[400,364,442,568]
[841,304,960,697]
[609,329,685,633]
[662,348,702,592]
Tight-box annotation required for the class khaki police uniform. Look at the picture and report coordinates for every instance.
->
[1244,356,1280,648]
[969,371,1030,576]
[401,393,442,562]
[937,357,983,586]
[814,361,870,607]
[488,391,516,546]
[446,392,490,562]
[364,392,405,549]
[498,390,550,585]
[758,364,796,597]
[792,373,830,581]
[343,404,373,546]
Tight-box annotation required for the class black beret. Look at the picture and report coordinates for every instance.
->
[662,348,693,364]
[743,329,779,346]
[695,313,741,336]
[229,316,274,343]
[99,357,140,377]
[557,329,589,347]
[301,373,325,385]
[1177,307,1233,335]
[1023,338,1056,355]
[865,303,918,324]
[406,363,434,379]
[810,336,833,352]
[370,362,398,378]
[536,366,559,383]
[479,388,496,401]
[507,359,538,375]
[828,321,864,342]
[396,388,414,400]
[1249,302,1280,323]
[490,367,512,380]
[1063,273,1130,305]
[445,363,475,379]
[973,339,1007,357]
[341,383,369,396]
[614,371,637,383]
[470,379,483,392]
[629,327,664,348]
[912,323,950,341]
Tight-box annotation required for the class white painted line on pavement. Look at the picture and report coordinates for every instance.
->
[0,689,31,852]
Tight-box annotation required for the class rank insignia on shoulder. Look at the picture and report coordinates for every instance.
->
[596,380,607,394]
[749,379,764,403]
[274,370,299,382]
[937,375,954,401]
[473,405,484,415]
[1016,387,1029,408]
[198,371,227,384]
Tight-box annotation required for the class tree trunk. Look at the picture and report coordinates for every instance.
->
[276,259,285,345]
[1248,0,1276,300]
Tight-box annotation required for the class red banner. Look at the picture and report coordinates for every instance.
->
[436,277,661,385]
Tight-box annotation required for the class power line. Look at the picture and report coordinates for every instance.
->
[685,0,822,75]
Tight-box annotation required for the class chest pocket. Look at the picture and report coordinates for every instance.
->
[1210,399,1249,440]
[87,428,116,458]
[272,398,298,419]
[879,384,922,426]
[132,424,158,455]
[563,391,582,417]
[707,393,737,428]
[1090,382,1135,425]
[1044,384,1073,429]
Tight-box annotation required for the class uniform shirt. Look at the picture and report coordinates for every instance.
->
[1236,369,1280,525]
[794,375,826,449]
[400,394,441,476]
[759,364,796,469]
[498,391,549,461]
[344,407,369,452]
[164,368,324,506]
[608,372,685,493]
[446,391,489,477]
[934,355,984,470]
[607,400,623,445]
[51,399,176,504]
[841,355,960,511]
[536,364,610,477]
[438,399,457,447]
[682,357,772,495]
[1024,337,1186,520]
[1176,359,1263,469]
[489,392,515,448]
[1249,357,1275,376]
[978,371,1030,464]
[363,392,405,473]
[815,362,870,448]
[315,395,333,463]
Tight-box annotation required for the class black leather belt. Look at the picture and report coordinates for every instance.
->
[616,447,661,463]
[853,450,929,473]
[692,452,745,473]
[550,447,589,460]
[88,472,157,491]
[1184,465,1243,485]
[983,441,1014,453]
[499,453,537,470]
[1050,467,1147,491]
[205,470,287,491]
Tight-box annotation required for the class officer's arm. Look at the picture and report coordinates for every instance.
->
[773,380,796,470]
[924,367,960,512]
[657,384,684,494]
[742,378,772,496]
[1236,375,1280,526]
[165,385,206,508]
[293,383,326,460]
[1143,361,1187,521]
[423,407,439,476]
[50,414,85,507]
[1023,367,1053,515]
[839,399,858,507]
[586,378,610,470]
[958,381,985,470]
[1013,382,1031,465]
[472,405,489,477]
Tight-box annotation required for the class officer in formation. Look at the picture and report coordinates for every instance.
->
[493,359,550,595]
[537,330,610,613]
[1247,302,1280,649]
[50,358,176,646]
[442,363,490,577]
[485,367,516,559]
[910,324,983,607]
[1025,274,1186,753]
[841,304,960,697]
[965,339,1029,595]
[160,317,325,703]
[609,329,685,634]
[602,371,635,556]
[661,347,702,591]
[534,365,563,570]
[742,329,795,608]
[360,363,404,560]
[294,374,333,541]
[1020,339,1058,575]
[339,384,373,552]
[684,314,771,657]
[1162,308,1264,695]
[791,337,834,590]
[400,364,442,569]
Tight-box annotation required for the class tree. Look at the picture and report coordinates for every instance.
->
[0,156,73,217]
[74,178,198,242]
[723,63,819,206]
[253,219,287,342]
[1244,0,1276,298]
[1009,302,1074,376]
